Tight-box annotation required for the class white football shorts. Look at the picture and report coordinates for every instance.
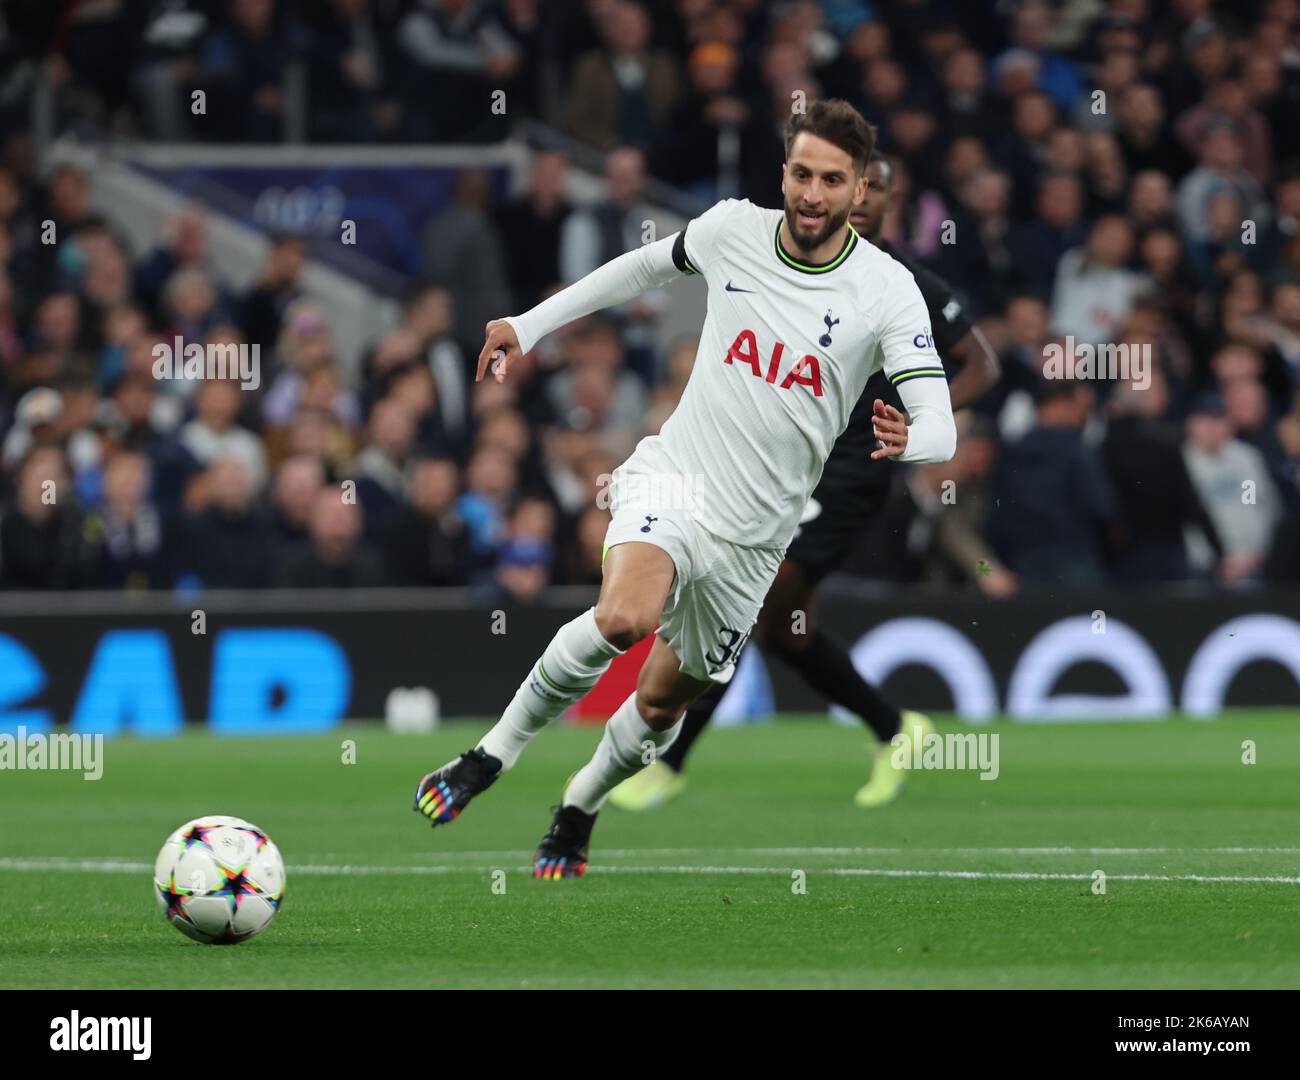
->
[602,463,783,684]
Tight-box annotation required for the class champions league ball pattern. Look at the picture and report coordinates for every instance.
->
[153,816,285,944]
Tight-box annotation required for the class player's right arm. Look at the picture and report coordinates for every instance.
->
[877,272,958,464]
[478,200,736,382]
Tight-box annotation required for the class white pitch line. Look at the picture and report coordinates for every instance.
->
[0,857,1296,886]
[585,866,1300,885]
[743,846,1300,857]
[299,846,1300,858]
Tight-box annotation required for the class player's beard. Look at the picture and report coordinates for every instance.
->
[783,199,852,253]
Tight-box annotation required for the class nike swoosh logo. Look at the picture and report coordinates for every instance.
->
[725,281,755,293]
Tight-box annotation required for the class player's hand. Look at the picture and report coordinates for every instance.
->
[477,319,520,383]
[870,399,908,460]
[977,566,1018,599]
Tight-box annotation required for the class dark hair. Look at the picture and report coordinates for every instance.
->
[783,99,876,174]
[1032,374,1082,406]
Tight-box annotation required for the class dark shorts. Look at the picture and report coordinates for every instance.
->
[786,452,894,586]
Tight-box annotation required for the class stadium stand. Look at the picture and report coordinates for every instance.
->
[2,0,1300,599]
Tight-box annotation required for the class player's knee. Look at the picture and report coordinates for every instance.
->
[593,603,655,651]
[634,690,682,733]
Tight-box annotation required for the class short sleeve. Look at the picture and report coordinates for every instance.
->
[672,198,741,277]
[879,271,947,390]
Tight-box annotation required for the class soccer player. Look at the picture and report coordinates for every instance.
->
[609,150,1001,812]
[613,150,998,810]
[413,102,957,878]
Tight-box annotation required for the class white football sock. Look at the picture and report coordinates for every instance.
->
[476,608,624,769]
[563,691,682,814]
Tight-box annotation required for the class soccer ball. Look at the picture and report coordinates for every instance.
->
[153,815,285,944]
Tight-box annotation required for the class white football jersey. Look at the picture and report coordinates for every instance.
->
[624,198,946,548]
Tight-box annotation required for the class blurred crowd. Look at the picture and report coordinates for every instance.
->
[3,0,1300,596]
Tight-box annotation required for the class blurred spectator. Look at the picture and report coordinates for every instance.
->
[1101,373,1223,583]
[987,379,1117,589]
[1006,172,1088,295]
[353,397,417,541]
[196,0,299,143]
[131,0,212,141]
[996,89,1058,213]
[274,488,386,587]
[134,213,216,325]
[456,445,517,568]
[1072,48,1138,134]
[560,149,651,283]
[183,456,273,588]
[1049,215,1146,345]
[565,1,680,151]
[396,0,521,142]
[1174,75,1274,187]
[305,0,401,143]
[650,41,748,200]
[269,453,325,551]
[560,148,666,382]
[1183,393,1282,585]
[1237,280,1300,382]
[1176,120,1270,246]
[494,153,572,312]
[263,300,358,430]
[422,170,513,361]
[983,294,1051,436]
[0,446,98,588]
[1128,170,1176,231]
[937,166,1018,316]
[1082,131,1128,217]
[994,1,1083,111]
[491,494,556,603]
[87,450,170,589]
[1222,375,1291,495]
[932,414,1016,597]
[563,504,609,586]
[938,47,999,145]
[1117,84,1192,179]
[3,385,67,471]
[545,318,647,439]
[405,287,471,448]
[386,456,471,586]
[161,268,225,391]
[242,235,308,354]
[179,379,267,494]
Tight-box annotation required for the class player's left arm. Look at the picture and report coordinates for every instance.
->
[873,274,957,464]
[942,324,999,410]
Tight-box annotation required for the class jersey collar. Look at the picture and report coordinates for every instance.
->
[774,218,858,274]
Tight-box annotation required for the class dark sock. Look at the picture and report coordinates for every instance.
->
[781,629,902,742]
[659,679,727,773]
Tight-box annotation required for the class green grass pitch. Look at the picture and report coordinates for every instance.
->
[2,713,1298,989]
